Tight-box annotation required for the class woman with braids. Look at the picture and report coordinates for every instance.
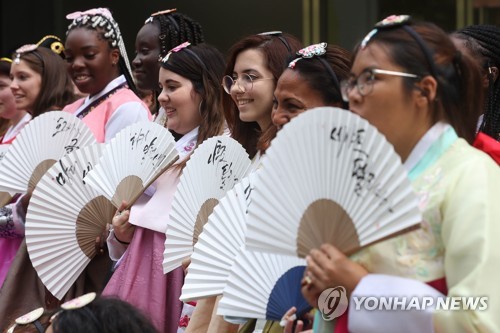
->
[103,42,226,333]
[132,9,204,125]
[63,8,151,143]
[296,15,500,333]
[452,24,500,163]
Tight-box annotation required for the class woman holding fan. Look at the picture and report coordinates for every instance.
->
[103,42,226,333]
[301,15,500,333]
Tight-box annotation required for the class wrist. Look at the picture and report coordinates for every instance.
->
[114,232,131,245]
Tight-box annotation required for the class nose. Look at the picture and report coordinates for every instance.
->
[10,79,19,91]
[132,53,141,69]
[70,56,85,71]
[157,88,169,105]
[346,85,362,104]
[272,106,290,128]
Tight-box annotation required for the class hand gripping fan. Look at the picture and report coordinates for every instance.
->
[246,107,422,257]
[163,136,251,273]
[25,144,115,300]
[216,250,310,321]
[0,111,96,194]
[180,174,257,302]
[84,121,178,209]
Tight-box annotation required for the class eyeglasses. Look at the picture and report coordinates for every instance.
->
[340,68,419,102]
[222,73,274,94]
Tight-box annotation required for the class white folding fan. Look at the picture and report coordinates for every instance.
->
[246,107,422,258]
[180,174,257,302]
[0,111,96,194]
[163,136,251,273]
[84,121,178,209]
[217,250,310,321]
[25,143,116,300]
[0,144,10,162]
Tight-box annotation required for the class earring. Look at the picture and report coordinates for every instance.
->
[198,100,204,116]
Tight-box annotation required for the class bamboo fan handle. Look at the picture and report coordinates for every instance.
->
[344,223,422,257]
[125,155,180,210]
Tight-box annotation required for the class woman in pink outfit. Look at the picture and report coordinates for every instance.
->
[103,42,226,333]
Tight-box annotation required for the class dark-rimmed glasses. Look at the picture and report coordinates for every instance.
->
[340,68,419,102]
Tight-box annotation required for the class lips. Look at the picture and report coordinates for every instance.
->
[164,107,176,117]
[237,99,253,106]
[73,74,91,83]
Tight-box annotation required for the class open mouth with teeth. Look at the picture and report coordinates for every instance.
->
[237,99,252,106]
[74,74,91,83]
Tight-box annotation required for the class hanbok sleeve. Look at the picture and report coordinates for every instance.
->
[433,156,500,332]
[104,101,151,142]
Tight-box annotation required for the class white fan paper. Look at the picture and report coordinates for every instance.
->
[84,121,178,208]
[217,250,308,320]
[0,111,96,194]
[180,174,257,302]
[0,144,10,162]
[163,136,251,273]
[25,144,115,300]
[246,107,422,257]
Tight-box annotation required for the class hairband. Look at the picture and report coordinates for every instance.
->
[361,15,438,77]
[288,42,340,87]
[7,307,45,333]
[145,8,177,24]
[160,41,206,70]
[13,35,65,64]
[50,292,98,324]
[258,31,292,53]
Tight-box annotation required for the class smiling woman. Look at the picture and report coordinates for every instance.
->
[62,8,151,143]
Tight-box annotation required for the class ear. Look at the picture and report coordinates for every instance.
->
[414,75,437,109]
[489,66,499,84]
[110,48,120,66]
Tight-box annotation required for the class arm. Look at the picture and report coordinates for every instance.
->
[104,101,151,142]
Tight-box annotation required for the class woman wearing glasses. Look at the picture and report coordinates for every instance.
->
[182,32,302,333]
[300,15,500,333]
[221,32,302,162]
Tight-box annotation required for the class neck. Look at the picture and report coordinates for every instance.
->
[10,110,28,126]
[257,116,272,132]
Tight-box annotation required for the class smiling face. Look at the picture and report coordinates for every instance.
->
[64,28,120,96]
[273,69,340,129]
[9,60,42,113]
[0,74,18,119]
[348,42,432,161]
[229,48,275,129]
[157,67,202,135]
[132,23,161,91]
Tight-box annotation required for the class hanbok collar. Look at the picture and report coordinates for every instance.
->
[2,113,32,143]
[175,127,198,159]
[404,122,457,180]
[74,75,126,117]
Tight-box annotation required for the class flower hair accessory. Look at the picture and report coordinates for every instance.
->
[161,41,191,63]
[7,307,45,333]
[37,35,65,57]
[288,42,327,68]
[14,44,38,64]
[145,8,177,24]
[361,15,411,49]
[66,8,113,20]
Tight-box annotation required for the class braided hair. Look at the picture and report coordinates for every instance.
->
[455,25,500,140]
[66,9,138,95]
[145,10,205,58]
